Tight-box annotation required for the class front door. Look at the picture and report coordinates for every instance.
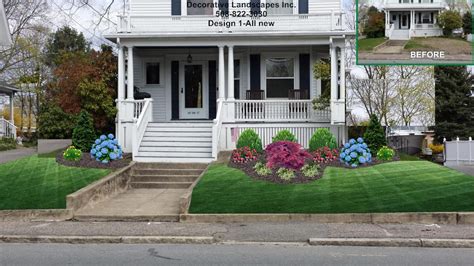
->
[180,62,208,119]
[400,14,409,29]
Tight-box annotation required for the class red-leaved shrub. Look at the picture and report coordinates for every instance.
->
[231,146,258,163]
[265,141,311,170]
[312,146,339,164]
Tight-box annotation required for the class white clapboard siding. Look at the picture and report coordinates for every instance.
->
[130,0,171,16]
[309,0,341,13]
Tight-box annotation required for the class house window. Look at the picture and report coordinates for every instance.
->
[234,60,240,99]
[187,0,213,15]
[266,58,294,98]
[146,62,160,85]
[266,0,294,15]
[422,13,431,23]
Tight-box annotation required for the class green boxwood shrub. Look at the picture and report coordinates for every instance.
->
[363,114,387,154]
[236,129,263,153]
[72,110,96,152]
[272,130,297,143]
[309,128,337,152]
[63,146,82,161]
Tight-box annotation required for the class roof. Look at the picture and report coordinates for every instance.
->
[0,82,19,94]
[0,0,11,46]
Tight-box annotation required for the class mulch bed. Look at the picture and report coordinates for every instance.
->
[56,149,132,169]
[228,152,401,185]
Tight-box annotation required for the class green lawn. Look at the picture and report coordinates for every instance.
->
[0,155,110,210]
[358,37,387,51]
[189,161,474,213]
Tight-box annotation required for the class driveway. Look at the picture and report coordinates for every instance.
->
[447,165,474,176]
[0,147,36,164]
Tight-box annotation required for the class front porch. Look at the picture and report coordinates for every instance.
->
[115,36,347,162]
[385,9,442,39]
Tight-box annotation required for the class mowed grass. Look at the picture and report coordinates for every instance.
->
[358,37,387,51]
[0,155,110,210]
[189,161,474,213]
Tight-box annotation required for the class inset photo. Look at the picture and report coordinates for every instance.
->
[357,0,473,65]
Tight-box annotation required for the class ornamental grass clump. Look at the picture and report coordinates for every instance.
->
[377,146,395,161]
[63,146,82,161]
[90,134,123,164]
[254,162,272,176]
[277,168,296,181]
[301,164,319,177]
[231,147,258,164]
[339,137,372,168]
[265,141,311,171]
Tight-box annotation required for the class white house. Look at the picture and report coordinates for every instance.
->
[105,0,354,163]
[383,0,446,40]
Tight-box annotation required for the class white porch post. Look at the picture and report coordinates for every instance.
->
[127,46,134,100]
[227,46,234,100]
[218,45,226,100]
[340,46,346,102]
[9,92,14,125]
[330,44,337,103]
[118,44,125,101]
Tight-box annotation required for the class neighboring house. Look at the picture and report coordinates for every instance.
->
[106,0,354,163]
[383,0,446,40]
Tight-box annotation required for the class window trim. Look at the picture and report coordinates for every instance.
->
[143,58,164,86]
[262,0,298,16]
[183,0,218,16]
[262,54,299,99]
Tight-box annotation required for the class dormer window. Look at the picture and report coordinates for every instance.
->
[187,0,213,15]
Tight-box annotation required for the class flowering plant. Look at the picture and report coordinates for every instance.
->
[339,137,372,168]
[90,134,123,164]
[312,146,339,164]
[63,146,82,161]
[231,146,258,163]
[265,141,311,170]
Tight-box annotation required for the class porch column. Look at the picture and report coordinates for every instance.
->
[117,44,125,101]
[330,44,337,102]
[127,46,134,100]
[227,45,234,100]
[339,46,346,102]
[9,92,14,125]
[218,45,225,100]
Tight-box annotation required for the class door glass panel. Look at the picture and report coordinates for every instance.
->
[185,65,203,108]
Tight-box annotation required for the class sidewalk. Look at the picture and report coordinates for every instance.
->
[0,147,36,164]
[2,221,474,243]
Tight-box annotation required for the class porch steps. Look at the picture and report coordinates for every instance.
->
[390,30,409,40]
[136,122,214,163]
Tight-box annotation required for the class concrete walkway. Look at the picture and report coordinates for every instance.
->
[74,188,187,221]
[0,147,36,164]
[447,165,474,176]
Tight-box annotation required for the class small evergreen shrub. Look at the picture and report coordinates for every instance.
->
[236,129,263,153]
[90,134,123,164]
[363,114,386,154]
[63,146,82,161]
[309,128,337,152]
[0,137,16,151]
[231,147,258,164]
[272,130,297,143]
[301,164,319,177]
[312,146,339,164]
[277,168,295,181]
[72,110,96,152]
[254,162,272,176]
[376,146,395,161]
[265,141,311,171]
[339,137,372,168]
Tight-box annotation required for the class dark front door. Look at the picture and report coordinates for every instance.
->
[180,63,208,119]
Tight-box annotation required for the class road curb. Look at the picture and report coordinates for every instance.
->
[308,238,474,248]
[0,235,215,245]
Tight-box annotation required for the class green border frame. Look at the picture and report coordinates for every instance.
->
[355,0,474,66]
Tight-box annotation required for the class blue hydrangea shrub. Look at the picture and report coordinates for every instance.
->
[90,134,123,164]
[339,137,372,168]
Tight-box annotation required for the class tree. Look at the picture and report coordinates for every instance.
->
[438,10,462,36]
[72,110,96,152]
[37,102,76,139]
[363,6,385,38]
[44,26,90,67]
[434,66,474,141]
[462,11,472,35]
[363,114,387,154]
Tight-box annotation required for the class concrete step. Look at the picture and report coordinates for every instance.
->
[130,182,193,189]
[132,174,199,183]
[137,151,212,158]
[141,136,212,142]
[133,168,204,175]
[139,146,211,153]
[73,214,180,222]
[144,131,212,137]
[134,157,214,163]
[148,122,212,128]
[140,141,211,147]
[146,127,212,132]
[134,163,208,170]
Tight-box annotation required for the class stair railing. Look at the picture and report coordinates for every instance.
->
[131,98,153,160]
[211,99,224,159]
[0,117,16,139]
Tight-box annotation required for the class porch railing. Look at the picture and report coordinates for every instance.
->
[117,12,344,33]
[131,99,153,159]
[233,100,330,122]
[211,100,224,159]
[0,118,16,139]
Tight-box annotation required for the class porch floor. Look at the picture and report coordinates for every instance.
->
[74,188,186,221]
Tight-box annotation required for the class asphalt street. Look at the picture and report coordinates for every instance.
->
[2,243,474,265]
